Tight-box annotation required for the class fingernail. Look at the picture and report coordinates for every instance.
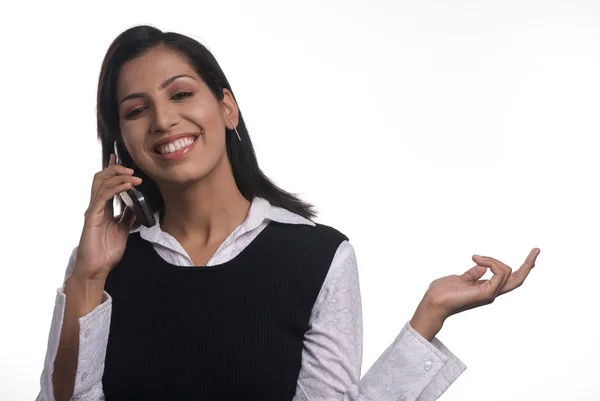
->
[473,255,481,258]
[132,177,142,183]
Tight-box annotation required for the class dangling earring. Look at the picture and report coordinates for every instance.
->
[229,119,242,141]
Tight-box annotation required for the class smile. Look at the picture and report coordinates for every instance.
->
[152,134,200,160]
[155,136,198,155]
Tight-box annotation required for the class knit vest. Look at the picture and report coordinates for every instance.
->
[102,221,348,401]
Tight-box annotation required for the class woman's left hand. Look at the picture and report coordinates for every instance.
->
[410,248,541,341]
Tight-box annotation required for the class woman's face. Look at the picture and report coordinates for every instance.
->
[116,47,238,187]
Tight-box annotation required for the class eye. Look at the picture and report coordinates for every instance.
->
[172,92,193,101]
[126,107,147,119]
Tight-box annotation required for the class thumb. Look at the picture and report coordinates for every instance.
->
[461,265,488,282]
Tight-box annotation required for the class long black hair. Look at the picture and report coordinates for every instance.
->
[97,25,316,220]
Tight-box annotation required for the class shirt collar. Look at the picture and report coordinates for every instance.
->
[132,196,315,244]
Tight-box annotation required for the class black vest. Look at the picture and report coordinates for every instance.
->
[102,221,347,401]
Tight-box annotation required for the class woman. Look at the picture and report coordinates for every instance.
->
[36,25,540,401]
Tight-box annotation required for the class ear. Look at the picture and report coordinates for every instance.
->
[220,88,239,129]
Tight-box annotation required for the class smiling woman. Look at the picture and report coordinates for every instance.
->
[35,24,540,401]
[98,31,315,222]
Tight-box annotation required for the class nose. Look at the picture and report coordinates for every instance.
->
[150,100,180,133]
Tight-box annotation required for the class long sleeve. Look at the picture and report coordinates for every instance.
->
[293,241,467,401]
[35,247,110,401]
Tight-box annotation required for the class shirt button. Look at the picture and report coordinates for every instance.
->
[397,395,407,401]
[81,373,88,381]
[84,329,90,338]
[424,361,433,371]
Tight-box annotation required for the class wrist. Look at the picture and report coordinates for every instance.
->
[64,274,106,317]
[410,315,443,342]
[410,297,446,342]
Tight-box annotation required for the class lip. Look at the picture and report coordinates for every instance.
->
[152,133,201,149]
[152,133,200,161]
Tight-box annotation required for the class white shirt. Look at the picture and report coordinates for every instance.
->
[36,197,466,401]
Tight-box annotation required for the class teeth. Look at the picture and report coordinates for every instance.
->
[158,137,196,154]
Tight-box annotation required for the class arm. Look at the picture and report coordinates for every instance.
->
[36,247,111,401]
[293,241,466,401]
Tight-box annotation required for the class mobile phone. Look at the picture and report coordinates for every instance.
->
[113,141,156,227]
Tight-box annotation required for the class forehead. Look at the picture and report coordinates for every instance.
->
[117,48,197,95]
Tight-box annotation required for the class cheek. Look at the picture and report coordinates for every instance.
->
[184,99,223,129]
[120,130,147,164]
[119,120,145,144]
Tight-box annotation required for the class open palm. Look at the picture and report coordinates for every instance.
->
[425,248,541,318]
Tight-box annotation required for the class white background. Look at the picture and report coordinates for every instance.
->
[1,0,598,400]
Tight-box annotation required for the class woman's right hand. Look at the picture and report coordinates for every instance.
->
[72,153,143,282]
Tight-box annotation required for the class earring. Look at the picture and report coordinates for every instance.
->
[229,119,242,141]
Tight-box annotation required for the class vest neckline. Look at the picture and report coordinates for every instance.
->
[138,220,277,271]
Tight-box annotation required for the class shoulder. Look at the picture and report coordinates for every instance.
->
[262,199,347,242]
[269,221,348,242]
[264,222,350,265]
[313,223,349,242]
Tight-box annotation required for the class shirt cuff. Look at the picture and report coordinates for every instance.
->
[408,323,467,400]
[52,287,112,397]
[358,321,466,401]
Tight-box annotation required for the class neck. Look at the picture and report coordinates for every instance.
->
[158,163,251,246]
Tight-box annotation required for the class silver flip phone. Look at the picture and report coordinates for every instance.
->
[113,141,156,227]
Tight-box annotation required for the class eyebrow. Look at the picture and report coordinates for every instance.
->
[119,74,197,104]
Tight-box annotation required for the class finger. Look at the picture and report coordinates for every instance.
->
[101,174,142,192]
[461,265,488,282]
[86,182,131,218]
[89,176,142,215]
[99,164,135,180]
[471,258,509,301]
[473,255,512,290]
[473,254,510,268]
[521,248,541,270]
[91,165,135,199]
[499,248,541,295]
[108,153,116,166]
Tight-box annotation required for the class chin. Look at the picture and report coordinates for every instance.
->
[143,145,228,187]
[154,162,217,187]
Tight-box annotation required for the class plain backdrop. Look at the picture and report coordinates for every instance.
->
[1,0,598,400]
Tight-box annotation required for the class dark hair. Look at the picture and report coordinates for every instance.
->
[97,25,316,220]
